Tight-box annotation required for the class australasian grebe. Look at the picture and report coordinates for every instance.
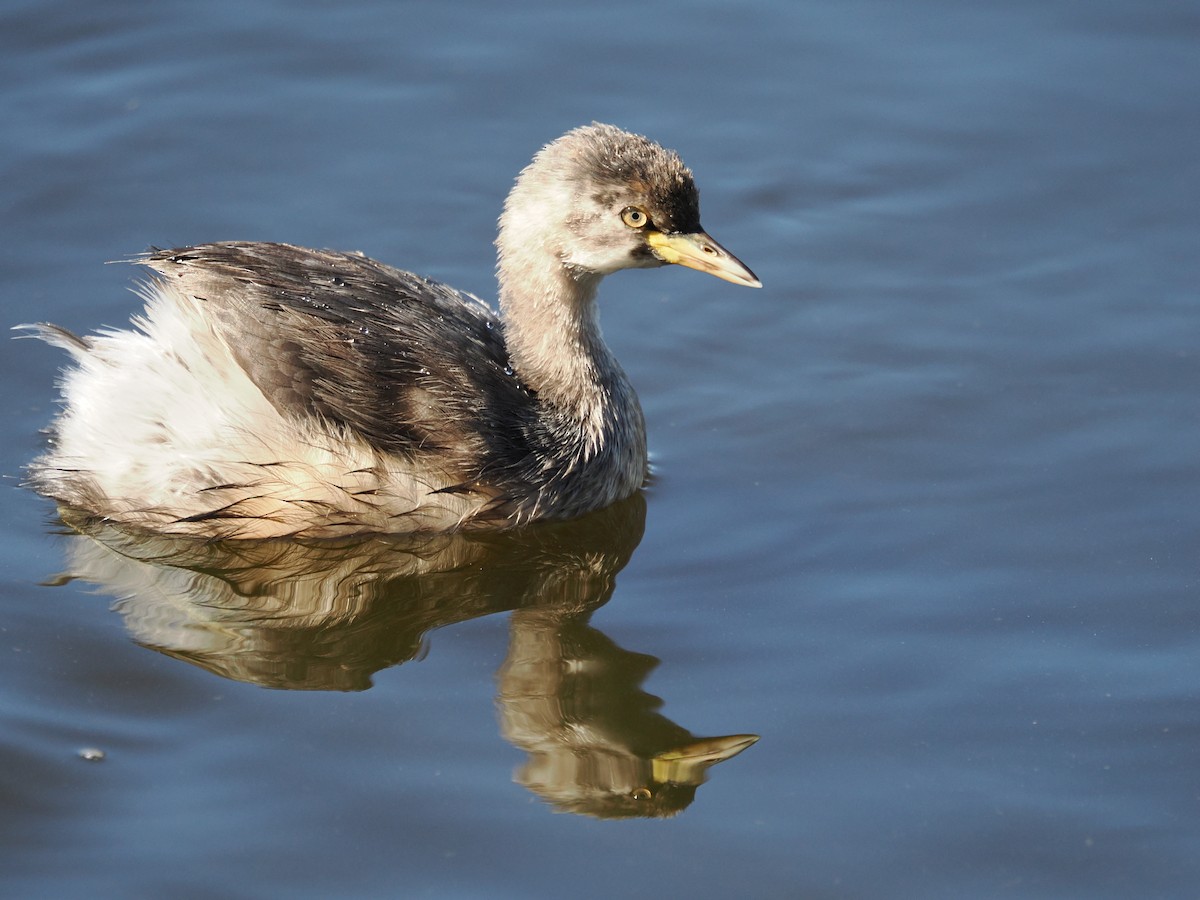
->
[23,123,760,539]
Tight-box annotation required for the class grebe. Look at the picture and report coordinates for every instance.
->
[25,123,760,539]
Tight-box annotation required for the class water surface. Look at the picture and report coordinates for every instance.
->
[2,1,1198,897]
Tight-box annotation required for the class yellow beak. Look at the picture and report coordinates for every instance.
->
[646,230,762,288]
[650,733,760,785]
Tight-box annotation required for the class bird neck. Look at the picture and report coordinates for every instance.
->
[497,258,621,416]
[496,243,649,510]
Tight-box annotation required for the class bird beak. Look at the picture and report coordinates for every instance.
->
[650,734,760,785]
[646,230,762,288]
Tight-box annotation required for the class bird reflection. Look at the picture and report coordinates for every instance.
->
[48,495,756,817]
[499,607,757,818]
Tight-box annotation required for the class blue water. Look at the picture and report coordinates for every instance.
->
[2,1,1198,897]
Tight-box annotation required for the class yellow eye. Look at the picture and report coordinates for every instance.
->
[631,787,653,801]
[621,207,649,228]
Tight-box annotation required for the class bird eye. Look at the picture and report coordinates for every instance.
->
[621,207,649,229]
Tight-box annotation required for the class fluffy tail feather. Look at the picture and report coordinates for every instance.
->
[12,323,92,356]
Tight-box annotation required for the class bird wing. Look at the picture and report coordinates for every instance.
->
[141,242,536,469]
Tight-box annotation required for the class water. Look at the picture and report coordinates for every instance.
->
[2,1,1198,897]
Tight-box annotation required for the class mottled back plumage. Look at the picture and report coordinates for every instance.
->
[147,243,528,462]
